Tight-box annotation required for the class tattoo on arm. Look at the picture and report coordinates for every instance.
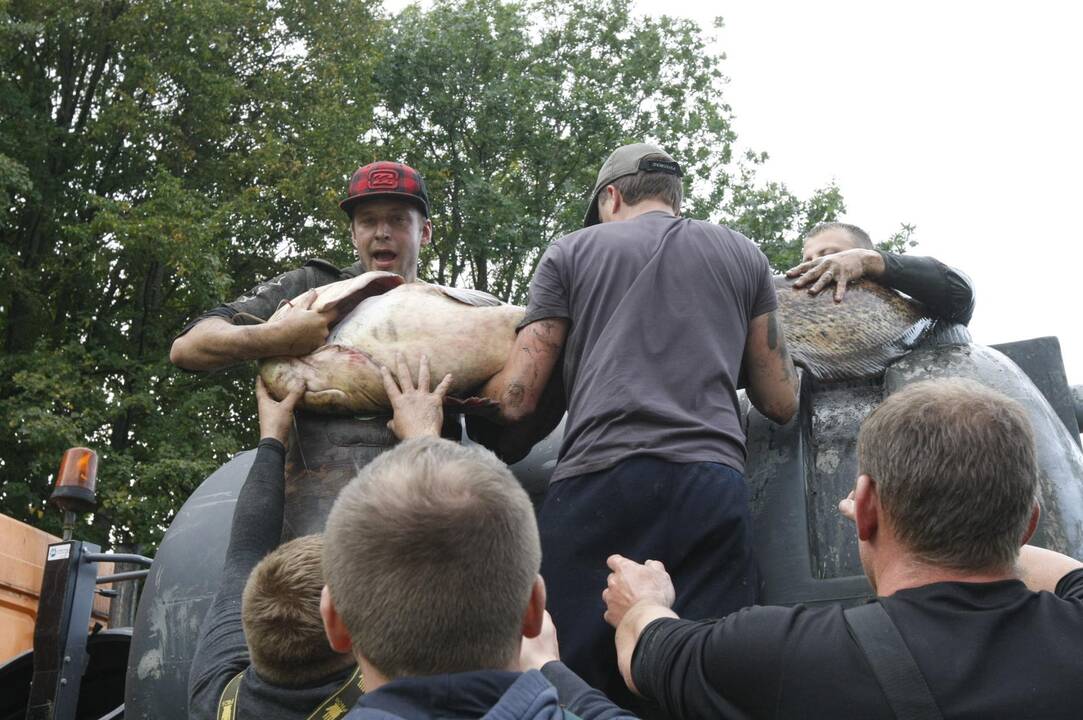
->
[764,312,796,385]
[504,382,526,409]
[766,312,779,350]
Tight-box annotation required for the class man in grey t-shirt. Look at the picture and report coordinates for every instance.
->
[483,143,799,711]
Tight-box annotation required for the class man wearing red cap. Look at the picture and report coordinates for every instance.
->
[170,162,449,537]
[170,161,433,371]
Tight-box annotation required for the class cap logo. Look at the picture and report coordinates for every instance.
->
[638,158,683,176]
[369,169,399,189]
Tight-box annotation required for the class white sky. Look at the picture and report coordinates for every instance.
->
[633,0,1082,384]
[383,0,1082,387]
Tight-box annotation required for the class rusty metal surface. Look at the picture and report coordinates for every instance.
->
[127,336,1083,717]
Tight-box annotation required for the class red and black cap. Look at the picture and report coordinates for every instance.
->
[339,161,431,218]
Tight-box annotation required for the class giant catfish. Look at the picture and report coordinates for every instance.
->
[260,272,936,411]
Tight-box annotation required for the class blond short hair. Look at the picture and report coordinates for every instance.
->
[858,378,1038,572]
[322,437,541,678]
[242,534,352,685]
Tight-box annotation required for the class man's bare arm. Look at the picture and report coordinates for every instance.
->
[1017,545,1083,592]
[170,290,333,371]
[481,318,569,424]
[742,311,799,425]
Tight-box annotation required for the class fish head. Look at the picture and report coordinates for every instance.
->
[260,344,387,414]
[349,198,432,282]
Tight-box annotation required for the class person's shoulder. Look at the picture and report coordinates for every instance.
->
[683,218,758,247]
[304,258,363,280]
[1055,567,1083,600]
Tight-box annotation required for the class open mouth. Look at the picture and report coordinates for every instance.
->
[371,249,398,267]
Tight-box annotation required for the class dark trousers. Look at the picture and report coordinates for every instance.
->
[539,456,758,713]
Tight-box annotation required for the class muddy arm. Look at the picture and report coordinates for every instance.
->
[481,317,569,425]
[742,311,799,424]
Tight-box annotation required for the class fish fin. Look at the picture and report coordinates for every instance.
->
[433,285,505,307]
[316,272,405,322]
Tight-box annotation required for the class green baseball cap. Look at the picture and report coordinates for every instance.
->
[583,142,683,227]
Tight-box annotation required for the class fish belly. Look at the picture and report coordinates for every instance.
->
[262,284,524,413]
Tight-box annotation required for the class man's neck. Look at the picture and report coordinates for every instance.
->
[873,555,1016,596]
[610,200,676,223]
[358,656,521,694]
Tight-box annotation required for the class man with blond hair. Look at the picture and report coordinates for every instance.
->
[605,378,1083,719]
[189,358,453,720]
[320,437,636,719]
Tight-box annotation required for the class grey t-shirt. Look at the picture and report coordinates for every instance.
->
[522,211,776,481]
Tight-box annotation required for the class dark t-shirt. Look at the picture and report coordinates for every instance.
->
[176,259,364,338]
[522,211,776,480]
[632,569,1083,720]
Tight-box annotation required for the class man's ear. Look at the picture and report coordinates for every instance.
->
[606,185,622,215]
[420,217,433,247]
[521,575,546,640]
[1022,503,1041,545]
[348,215,360,247]
[321,585,353,654]
[854,474,879,542]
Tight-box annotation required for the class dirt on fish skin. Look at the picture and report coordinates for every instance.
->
[259,273,523,414]
[262,272,934,413]
[774,276,933,382]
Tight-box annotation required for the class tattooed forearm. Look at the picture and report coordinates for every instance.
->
[766,311,779,350]
[504,381,526,409]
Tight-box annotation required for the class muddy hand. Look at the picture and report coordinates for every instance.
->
[787,249,877,302]
[256,376,305,445]
[381,353,452,441]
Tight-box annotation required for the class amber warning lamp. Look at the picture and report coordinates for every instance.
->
[51,447,99,515]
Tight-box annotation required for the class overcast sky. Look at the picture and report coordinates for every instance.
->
[635,0,1082,385]
[384,0,1081,388]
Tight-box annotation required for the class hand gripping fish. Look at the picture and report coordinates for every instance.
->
[260,272,936,413]
[259,272,524,413]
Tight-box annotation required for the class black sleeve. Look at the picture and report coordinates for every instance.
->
[632,607,799,720]
[188,439,287,719]
[540,661,639,720]
[878,252,976,325]
[1055,567,1083,599]
[174,262,337,341]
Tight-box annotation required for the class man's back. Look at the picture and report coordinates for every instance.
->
[525,210,776,481]
[633,569,1083,719]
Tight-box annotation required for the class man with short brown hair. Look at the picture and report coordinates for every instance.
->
[319,437,637,719]
[605,378,1083,719]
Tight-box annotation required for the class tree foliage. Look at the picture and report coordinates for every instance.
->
[370,0,845,300]
[0,0,381,545]
[1,0,853,549]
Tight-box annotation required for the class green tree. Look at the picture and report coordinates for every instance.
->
[370,0,846,302]
[0,0,381,547]
[1,0,858,550]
